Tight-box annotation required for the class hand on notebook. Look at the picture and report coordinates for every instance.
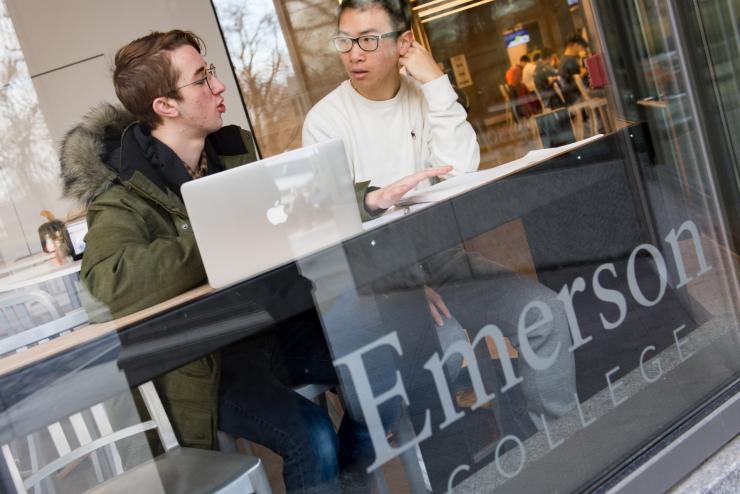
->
[365,165,453,210]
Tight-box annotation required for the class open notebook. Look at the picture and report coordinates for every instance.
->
[397,134,604,206]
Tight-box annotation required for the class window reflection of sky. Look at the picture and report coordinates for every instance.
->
[213,0,346,156]
[1,1,62,258]
[0,1,59,194]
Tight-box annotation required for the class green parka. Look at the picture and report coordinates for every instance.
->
[60,104,258,449]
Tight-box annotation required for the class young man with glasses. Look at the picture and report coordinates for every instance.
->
[60,30,381,493]
[302,2,577,486]
[303,0,479,192]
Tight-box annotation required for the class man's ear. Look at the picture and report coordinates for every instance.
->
[152,96,179,120]
[397,30,413,55]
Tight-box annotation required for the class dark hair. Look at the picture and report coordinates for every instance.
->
[532,52,542,62]
[337,0,410,31]
[113,30,205,128]
[519,55,530,63]
[565,33,588,49]
[540,47,555,59]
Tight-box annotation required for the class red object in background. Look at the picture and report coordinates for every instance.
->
[586,54,608,88]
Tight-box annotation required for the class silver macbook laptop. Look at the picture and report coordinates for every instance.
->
[181,138,362,288]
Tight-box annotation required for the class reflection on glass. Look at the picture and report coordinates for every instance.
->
[303,126,739,493]
[1,344,158,493]
[0,0,65,262]
[214,0,346,157]
[0,0,737,493]
[273,0,739,491]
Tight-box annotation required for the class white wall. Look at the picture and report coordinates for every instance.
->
[0,0,252,263]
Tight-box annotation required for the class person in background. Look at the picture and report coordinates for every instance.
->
[521,52,542,115]
[559,33,589,105]
[535,46,563,109]
[506,54,528,88]
[506,54,534,117]
[522,52,539,92]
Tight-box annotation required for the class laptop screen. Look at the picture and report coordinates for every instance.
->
[66,218,88,260]
[181,138,362,288]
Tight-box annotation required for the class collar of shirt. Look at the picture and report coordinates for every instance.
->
[188,150,209,180]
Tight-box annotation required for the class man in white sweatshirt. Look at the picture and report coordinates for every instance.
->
[302,0,478,190]
[302,0,577,483]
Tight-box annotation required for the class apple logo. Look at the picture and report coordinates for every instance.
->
[266,200,288,225]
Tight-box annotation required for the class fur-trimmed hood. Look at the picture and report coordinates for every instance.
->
[60,103,136,206]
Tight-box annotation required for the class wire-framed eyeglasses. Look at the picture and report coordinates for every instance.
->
[169,64,217,95]
[331,31,404,53]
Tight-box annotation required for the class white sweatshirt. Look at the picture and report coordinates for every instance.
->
[302,74,479,189]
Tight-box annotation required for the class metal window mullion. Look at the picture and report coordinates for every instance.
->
[665,0,740,305]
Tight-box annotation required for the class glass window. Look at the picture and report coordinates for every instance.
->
[214,0,347,157]
[1,0,738,492]
[0,2,74,263]
[213,0,740,491]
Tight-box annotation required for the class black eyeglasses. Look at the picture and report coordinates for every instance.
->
[331,31,404,53]
[169,64,217,95]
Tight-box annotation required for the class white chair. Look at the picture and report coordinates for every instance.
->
[0,291,90,494]
[2,381,272,494]
[554,80,590,140]
[573,74,611,135]
[0,290,63,336]
[0,309,88,357]
[551,79,567,106]
[499,84,516,130]
[0,289,89,358]
[533,84,546,109]
[499,83,538,139]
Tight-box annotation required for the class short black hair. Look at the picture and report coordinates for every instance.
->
[337,0,410,31]
[541,47,555,59]
[519,55,531,63]
[532,52,542,62]
[566,33,588,49]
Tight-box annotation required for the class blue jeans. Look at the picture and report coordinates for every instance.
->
[217,313,373,493]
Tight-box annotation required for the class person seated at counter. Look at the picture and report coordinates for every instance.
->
[59,29,449,493]
[303,0,576,443]
[559,34,590,106]
[506,54,538,118]
[522,52,539,93]
[535,47,563,109]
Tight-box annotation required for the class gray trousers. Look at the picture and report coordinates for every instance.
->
[323,246,576,433]
[422,248,576,428]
